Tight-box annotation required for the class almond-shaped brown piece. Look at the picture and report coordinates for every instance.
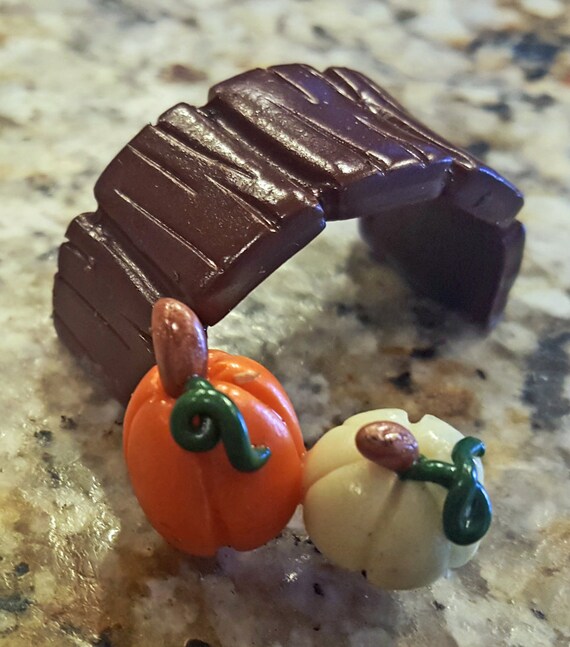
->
[151,298,208,398]
[355,421,419,473]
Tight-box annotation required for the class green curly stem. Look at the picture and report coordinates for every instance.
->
[170,376,271,472]
[401,437,492,546]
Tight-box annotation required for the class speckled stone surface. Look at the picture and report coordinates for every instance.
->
[1,1,569,645]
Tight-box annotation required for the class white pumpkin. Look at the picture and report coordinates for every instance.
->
[302,408,486,590]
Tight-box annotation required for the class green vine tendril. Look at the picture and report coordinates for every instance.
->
[401,437,492,546]
[170,376,271,472]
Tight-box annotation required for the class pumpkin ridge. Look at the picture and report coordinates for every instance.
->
[208,353,303,458]
[199,380,272,550]
[362,473,404,573]
[197,447,233,550]
[212,379,291,443]
[309,461,394,570]
[187,439,224,555]
[128,399,221,556]
[178,379,256,550]
[306,455,367,494]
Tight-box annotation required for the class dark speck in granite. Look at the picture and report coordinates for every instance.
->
[395,9,417,23]
[309,381,323,395]
[522,93,556,111]
[410,346,438,360]
[60,623,83,637]
[239,301,266,317]
[26,173,57,196]
[481,100,513,122]
[0,113,21,129]
[41,453,62,487]
[312,25,337,43]
[467,29,513,54]
[34,429,53,445]
[67,30,90,54]
[388,371,414,394]
[14,562,30,577]
[91,0,153,26]
[60,415,77,430]
[513,33,562,81]
[335,302,353,317]
[531,608,547,621]
[181,16,198,28]
[37,247,58,262]
[523,326,570,431]
[185,640,211,647]
[159,64,207,83]
[0,594,31,614]
[560,447,570,469]
[468,30,563,81]
[456,562,490,597]
[335,302,372,325]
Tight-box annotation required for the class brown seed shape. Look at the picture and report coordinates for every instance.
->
[355,420,419,472]
[151,298,208,398]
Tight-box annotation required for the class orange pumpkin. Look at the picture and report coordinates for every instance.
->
[123,301,305,557]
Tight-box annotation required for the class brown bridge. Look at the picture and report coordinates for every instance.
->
[53,64,524,404]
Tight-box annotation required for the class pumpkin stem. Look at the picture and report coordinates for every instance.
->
[355,421,419,472]
[151,298,208,398]
[401,437,492,546]
[170,377,271,472]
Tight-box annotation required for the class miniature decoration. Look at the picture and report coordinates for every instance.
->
[123,299,305,556]
[49,64,507,592]
[302,409,491,590]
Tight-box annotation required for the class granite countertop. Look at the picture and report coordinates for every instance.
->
[1,1,569,645]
